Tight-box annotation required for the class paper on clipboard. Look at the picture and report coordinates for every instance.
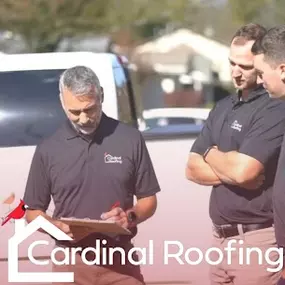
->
[59,217,132,235]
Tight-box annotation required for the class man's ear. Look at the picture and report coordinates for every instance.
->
[256,75,263,84]
[100,87,104,103]
[279,64,285,81]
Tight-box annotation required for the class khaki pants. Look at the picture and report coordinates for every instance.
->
[51,245,145,285]
[210,226,282,285]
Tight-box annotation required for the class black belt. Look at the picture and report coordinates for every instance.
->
[213,222,273,238]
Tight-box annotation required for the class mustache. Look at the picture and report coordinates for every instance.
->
[78,124,95,128]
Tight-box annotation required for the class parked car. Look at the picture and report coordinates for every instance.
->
[138,107,210,140]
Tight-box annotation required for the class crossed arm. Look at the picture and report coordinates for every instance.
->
[185,148,264,189]
[185,100,285,189]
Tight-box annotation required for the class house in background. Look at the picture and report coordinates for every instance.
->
[130,28,232,110]
[55,34,115,53]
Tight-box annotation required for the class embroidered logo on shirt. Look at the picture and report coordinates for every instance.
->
[230,120,242,132]
[104,152,122,164]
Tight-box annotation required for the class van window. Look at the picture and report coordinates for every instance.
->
[113,66,134,126]
[0,66,139,147]
[0,69,66,147]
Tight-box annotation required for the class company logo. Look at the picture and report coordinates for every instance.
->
[7,215,147,283]
[230,120,242,132]
[104,152,122,164]
[8,216,73,283]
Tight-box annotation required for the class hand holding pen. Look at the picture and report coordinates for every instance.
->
[100,201,129,229]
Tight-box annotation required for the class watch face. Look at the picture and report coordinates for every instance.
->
[128,211,137,222]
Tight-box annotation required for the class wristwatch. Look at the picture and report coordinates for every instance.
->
[203,146,214,162]
[127,211,137,227]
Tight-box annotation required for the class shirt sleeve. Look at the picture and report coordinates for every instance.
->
[23,144,51,212]
[190,106,216,155]
[133,132,161,199]
[239,102,285,165]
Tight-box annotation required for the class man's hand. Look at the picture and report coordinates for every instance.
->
[100,207,129,229]
[25,209,91,242]
[205,147,265,188]
[209,146,266,190]
[52,220,90,243]
[53,220,73,238]
[185,152,222,186]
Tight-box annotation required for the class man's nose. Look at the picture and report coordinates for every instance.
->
[232,66,242,77]
[79,112,89,124]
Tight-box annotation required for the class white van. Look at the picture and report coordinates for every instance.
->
[0,52,139,284]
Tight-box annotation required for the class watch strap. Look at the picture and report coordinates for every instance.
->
[203,146,214,162]
[127,211,137,228]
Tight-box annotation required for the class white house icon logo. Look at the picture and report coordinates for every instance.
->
[230,120,242,132]
[104,152,122,164]
[8,216,74,283]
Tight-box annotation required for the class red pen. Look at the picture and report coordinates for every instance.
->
[110,201,120,210]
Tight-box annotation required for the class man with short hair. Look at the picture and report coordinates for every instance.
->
[251,25,285,285]
[185,23,285,284]
[23,65,161,285]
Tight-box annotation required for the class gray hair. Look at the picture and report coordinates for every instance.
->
[59,66,101,99]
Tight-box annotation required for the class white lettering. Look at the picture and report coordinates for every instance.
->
[109,247,126,265]
[24,237,285,274]
[51,247,70,266]
[205,247,223,265]
[164,241,184,265]
[149,240,154,265]
[184,247,203,265]
[264,247,283,272]
[81,247,98,266]
[28,240,49,266]
[71,247,82,265]
[238,240,244,265]
[128,246,147,265]
[104,153,122,164]
[224,239,237,265]
[246,247,263,265]
[101,240,107,265]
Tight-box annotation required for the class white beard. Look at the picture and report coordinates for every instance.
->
[61,104,97,135]
[61,101,102,135]
[71,122,96,135]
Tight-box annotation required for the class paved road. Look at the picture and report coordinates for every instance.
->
[133,138,213,285]
[0,137,213,285]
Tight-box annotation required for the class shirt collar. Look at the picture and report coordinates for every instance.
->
[231,84,267,105]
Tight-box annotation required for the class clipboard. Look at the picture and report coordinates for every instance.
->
[59,217,132,235]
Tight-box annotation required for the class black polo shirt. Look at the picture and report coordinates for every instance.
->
[23,112,161,241]
[191,84,285,225]
[273,137,285,247]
